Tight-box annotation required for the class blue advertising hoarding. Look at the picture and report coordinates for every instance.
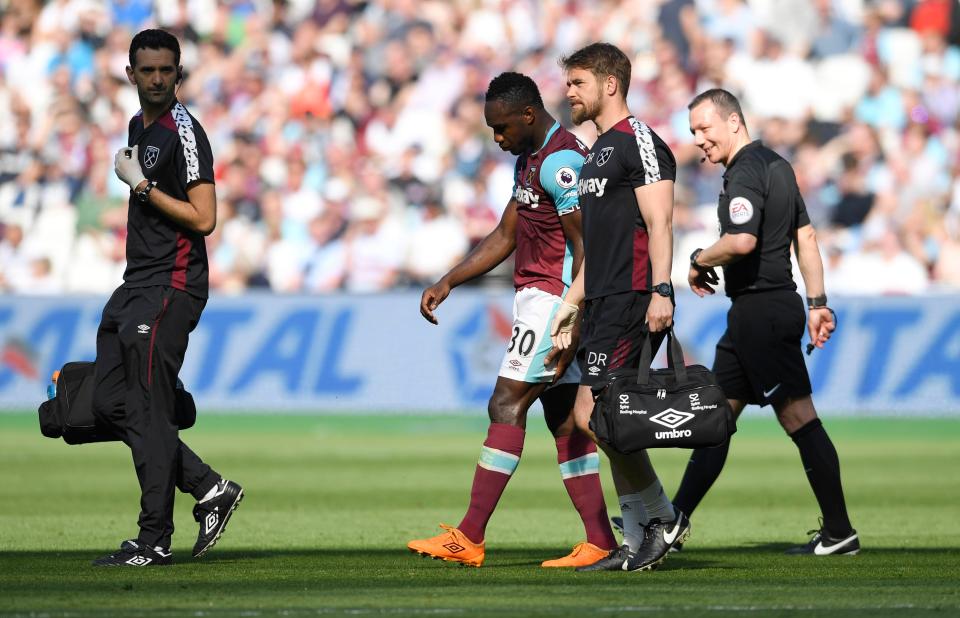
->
[1,292,958,415]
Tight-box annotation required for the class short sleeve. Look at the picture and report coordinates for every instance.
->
[622,118,677,188]
[172,110,214,189]
[721,163,765,236]
[795,192,811,228]
[540,149,584,216]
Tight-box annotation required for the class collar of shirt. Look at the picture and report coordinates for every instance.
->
[723,139,763,179]
[528,121,560,158]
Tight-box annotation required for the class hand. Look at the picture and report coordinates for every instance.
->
[420,279,451,324]
[807,306,836,350]
[688,264,718,297]
[114,146,147,190]
[645,293,674,333]
[550,301,580,350]
[544,323,579,381]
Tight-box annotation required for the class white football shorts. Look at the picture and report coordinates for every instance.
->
[497,287,581,386]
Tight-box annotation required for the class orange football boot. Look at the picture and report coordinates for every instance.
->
[541,541,610,568]
[407,524,485,567]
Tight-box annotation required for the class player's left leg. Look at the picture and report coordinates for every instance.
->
[777,396,859,555]
[408,376,544,567]
[539,383,616,567]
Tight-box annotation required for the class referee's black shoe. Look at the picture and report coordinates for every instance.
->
[611,516,684,553]
[575,544,631,571]
[92,540,172,567]
[622,511,691,572]
[785,526,860,556]
[192,478,244,558]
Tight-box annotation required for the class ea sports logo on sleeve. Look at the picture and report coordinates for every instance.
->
[729,197,753,224]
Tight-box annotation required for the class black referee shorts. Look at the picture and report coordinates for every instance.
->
[577,291,666,388]
[713,289,812,407]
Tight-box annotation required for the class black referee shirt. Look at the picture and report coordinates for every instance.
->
[124,101,215,298]
[577,116,676,300]
[719,140,810,297]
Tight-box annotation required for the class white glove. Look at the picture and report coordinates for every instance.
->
[114,145,147,190]
[550,301,580,350]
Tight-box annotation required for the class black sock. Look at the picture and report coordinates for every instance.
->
[790,418,853,539]
[672,438,731,517]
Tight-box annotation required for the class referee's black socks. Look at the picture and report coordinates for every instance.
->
[790,418,853,538]
[672,438,731,517]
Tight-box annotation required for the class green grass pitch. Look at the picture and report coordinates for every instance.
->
[1,412,958,617]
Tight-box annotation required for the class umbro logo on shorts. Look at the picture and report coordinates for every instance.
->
[137,324,150,334]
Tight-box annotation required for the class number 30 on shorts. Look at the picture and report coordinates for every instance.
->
[508,327,536,356]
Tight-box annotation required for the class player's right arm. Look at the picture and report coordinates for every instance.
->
[420,199,519,325]
[550,264,584,350]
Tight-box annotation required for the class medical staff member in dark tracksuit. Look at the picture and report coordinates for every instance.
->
[91,29,243,567]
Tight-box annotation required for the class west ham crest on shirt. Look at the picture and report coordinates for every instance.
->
[143,145,160,169]
[596,147,614,167]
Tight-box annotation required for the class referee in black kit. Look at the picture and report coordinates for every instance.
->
[676,89,858,555]
[90,29,242,566]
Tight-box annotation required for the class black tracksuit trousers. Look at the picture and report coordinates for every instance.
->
[92,285,219,549]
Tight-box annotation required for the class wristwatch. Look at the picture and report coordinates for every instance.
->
[650,282,673,297]
[690,248,705,270]
[807,294,828,309]
[135,180,157,203]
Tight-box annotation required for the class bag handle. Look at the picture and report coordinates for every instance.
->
[636,326,688,386]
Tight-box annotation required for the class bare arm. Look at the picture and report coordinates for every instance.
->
[635,179,675,332]
[793,223,825,298]
[558,209,584,280]
[420,200,518,324]
[137,179,217,236]
[694,232,756,268]
[794,223,835,349]
[441,199,517,288]
[545,210,585,374]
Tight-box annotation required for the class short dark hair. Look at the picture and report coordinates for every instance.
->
[485,72,543,109]
[688,88,747,130]
[559,42,632,98]
[129,29,181,68]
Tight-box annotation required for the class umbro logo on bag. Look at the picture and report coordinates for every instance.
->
[125,555,152,566]
[650,409,695,440]
[649,409,694,430]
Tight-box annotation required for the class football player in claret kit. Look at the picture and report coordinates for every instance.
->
[406,72,618,568]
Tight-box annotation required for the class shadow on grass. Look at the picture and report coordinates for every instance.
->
[1,547,957,618]
[1,544,956,569]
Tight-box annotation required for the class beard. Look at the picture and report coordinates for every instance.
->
[571,92,603,125]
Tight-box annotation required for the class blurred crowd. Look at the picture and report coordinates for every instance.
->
[1,0,959,296]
